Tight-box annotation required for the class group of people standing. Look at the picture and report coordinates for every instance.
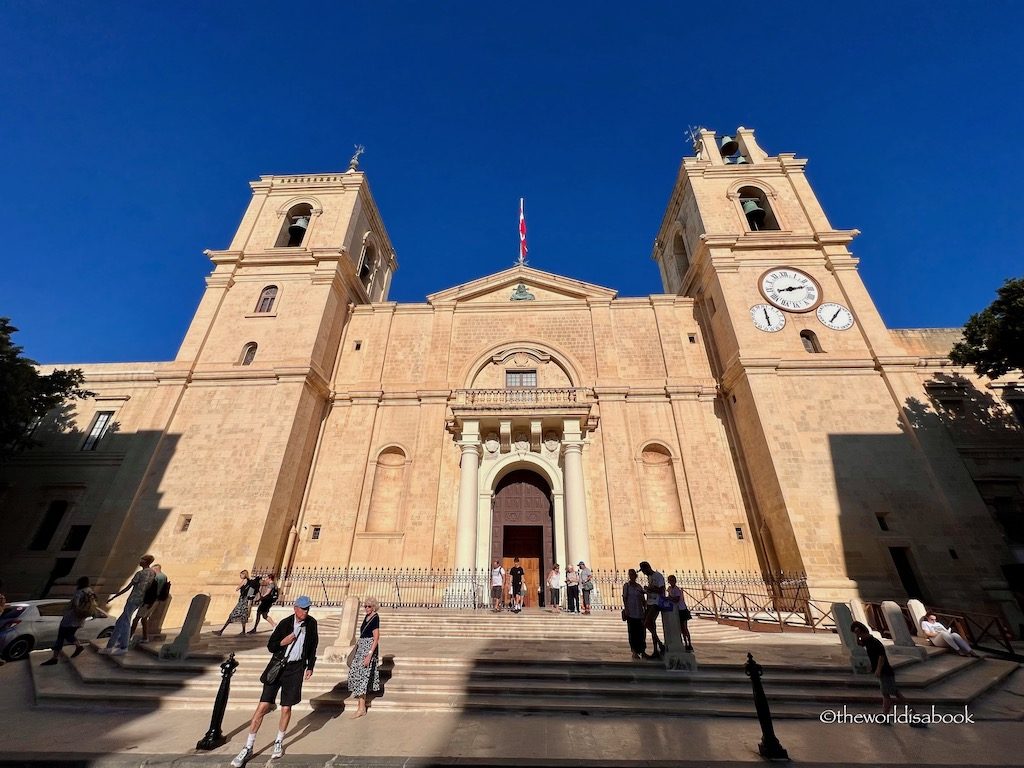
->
[488,558,596,613]
[622,562,693,660]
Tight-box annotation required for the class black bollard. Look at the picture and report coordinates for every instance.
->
[744,652,789,761]
[196,652,239,750]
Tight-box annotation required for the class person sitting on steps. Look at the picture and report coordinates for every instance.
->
[920,613,978,657]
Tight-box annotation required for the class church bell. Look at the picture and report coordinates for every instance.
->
[742,198,767,227]
[288,215,310,241]
[718,135,739,158]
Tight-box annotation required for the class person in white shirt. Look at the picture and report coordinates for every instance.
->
[920,613,977,656]
[490,560,506,612]
[546,564,564,612]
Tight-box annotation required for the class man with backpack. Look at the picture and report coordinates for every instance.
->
[101,554,155,656]
[40,576,96,666]
[132,563,170,644]
[250,573,279,634]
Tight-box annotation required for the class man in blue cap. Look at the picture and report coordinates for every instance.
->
[231,595,319,766]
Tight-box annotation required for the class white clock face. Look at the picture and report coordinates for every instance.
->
[750,303,786,332]
[816,302,854,330]
[759,268,821,312]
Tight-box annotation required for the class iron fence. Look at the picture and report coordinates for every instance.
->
[251,565,809,615]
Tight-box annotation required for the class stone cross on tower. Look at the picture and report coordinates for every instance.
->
[348,144,366,171]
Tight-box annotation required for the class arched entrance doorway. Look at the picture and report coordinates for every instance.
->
[491,469,553,607]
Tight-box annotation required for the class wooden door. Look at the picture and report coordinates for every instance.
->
[492,470,553,606]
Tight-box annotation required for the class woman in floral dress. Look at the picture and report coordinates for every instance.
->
[348,596,381,717]
[214,570,260,636]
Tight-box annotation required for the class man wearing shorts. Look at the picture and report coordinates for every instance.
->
[509,558,525,612]
[491,560,506,612]
[231,596,319,765]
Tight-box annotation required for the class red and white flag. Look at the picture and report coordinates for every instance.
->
[518,197,528,264]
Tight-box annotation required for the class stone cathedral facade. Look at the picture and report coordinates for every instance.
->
[2,128,1022,626]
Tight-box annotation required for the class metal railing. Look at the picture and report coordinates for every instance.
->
[452,388,585,408]
[252,566,814,622]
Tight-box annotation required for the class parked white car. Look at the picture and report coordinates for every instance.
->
[0,599,116,660]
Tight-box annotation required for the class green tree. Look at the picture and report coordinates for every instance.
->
[0,317,92,453]
[950,277,1024,378]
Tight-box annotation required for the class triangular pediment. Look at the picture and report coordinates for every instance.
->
[427,265,617,304]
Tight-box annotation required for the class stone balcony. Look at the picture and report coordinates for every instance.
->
[448,387,594,425]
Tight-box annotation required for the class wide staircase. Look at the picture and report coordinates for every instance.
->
[29,608,1023,720]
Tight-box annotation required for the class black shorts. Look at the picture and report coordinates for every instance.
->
[260,661,305,707]
[257,598,275,617]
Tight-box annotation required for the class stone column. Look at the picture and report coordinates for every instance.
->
[562,437,591,567]
[454,424,482,570]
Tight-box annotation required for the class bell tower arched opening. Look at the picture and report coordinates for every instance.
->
[491,469,553,607]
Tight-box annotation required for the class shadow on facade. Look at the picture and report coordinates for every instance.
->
[830,371,1024,616]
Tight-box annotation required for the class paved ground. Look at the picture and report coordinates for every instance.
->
[2,650,1023,767]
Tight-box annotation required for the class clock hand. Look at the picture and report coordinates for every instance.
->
[830,308,841,322]
[763,308,771,324]
[777,286,802,292]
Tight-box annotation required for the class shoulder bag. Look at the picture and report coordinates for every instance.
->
[260,652,287,685]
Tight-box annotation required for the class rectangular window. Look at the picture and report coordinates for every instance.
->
[734,526,744,540]
[61,525,91,552]
[505,370,537,388]
[354,341,362,351]
[311,525,322,541]
[81,411,114,451]
[30,500,69,551]
[687,334,697,344]
[949,548,959,560]
[179,515,192,532]
[876,514,889,531]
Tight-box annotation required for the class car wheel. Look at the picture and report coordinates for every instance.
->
[4,636,35,661]
[97,627,113,639]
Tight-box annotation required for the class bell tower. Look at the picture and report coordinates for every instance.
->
[652,129,1012,611]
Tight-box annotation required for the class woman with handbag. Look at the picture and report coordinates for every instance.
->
[348,596,382,718]
[666,574,693,651]
[622,569,647,660]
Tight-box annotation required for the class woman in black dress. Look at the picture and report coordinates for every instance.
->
[348,596,381,717]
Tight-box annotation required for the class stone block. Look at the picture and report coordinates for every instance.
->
[160,593,210,660]
[661,608,698,671]
[881,600,927,660]
[907,598,927,636]
[832,602,871,673]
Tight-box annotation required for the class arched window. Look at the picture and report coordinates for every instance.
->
[241,342,258,366]
[737,186,780,231]
[366,446,407,532]
[800,330,823,353]
[255,286,278,314]
[672,231,691,286]
[358,244,376,289]
[275,203,313,248]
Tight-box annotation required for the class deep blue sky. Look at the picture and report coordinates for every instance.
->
[2,3,1021,363]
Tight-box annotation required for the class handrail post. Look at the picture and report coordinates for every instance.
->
[196,653,239,750]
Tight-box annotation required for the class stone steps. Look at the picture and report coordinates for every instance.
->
[26,608,1023,720]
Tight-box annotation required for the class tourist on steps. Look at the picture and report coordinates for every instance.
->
[40,576,96,665]
[100,554,155,656]
[920,613,978,657]
[666,574,693,651]
[578,561,594,614]
[348,596,382,718]
[851,621,927,727]
[638,561,666,659]
[131,563,169,643]
[622,568,647,660]
[250,573,280,633]
[565,563,580,613]
[230,595,318,766]
[214,570,261,636]
[509,558,525,612]
[546,564,563,612]
[490,560,506,612]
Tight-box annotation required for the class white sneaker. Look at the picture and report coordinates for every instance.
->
[110,648,127,656]
[230,746,253,767]
[271,740,284,759]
